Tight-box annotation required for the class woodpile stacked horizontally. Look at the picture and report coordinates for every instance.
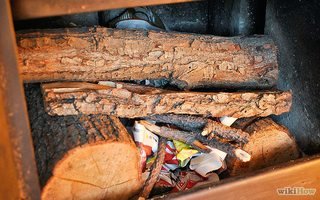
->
[20,28,300,199]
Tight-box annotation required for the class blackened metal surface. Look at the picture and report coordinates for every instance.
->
[12,0,199,20]
[208,0,266,36]
[265,0,320,154]
[15,12,99,30]
[99,1,208,33]
[150,1,208,33]
[0,0,40,199]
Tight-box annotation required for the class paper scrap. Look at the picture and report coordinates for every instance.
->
[133,121,159,155]
[189,147,227,177]
[220,116,238,126]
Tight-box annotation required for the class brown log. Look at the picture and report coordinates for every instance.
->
[229,118,300,176]
[25,85,142,200]
[145,114,207,132]
[202,119,250,144]
[231,117,258,130]
[41,82,292,118]
[17,27,278,89]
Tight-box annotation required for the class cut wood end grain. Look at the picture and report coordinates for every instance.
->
[228,118,300,176]
[34,114,143,200]
[42,143,142,200]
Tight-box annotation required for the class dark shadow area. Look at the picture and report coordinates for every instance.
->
[265,0,320,154]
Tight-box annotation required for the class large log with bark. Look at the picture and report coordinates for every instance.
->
[25,84,142,200]
[41,82,292,118]
[17,27,278,89]
[228,118,300,176]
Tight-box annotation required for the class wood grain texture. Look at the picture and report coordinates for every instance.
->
[17,27,278,89]
[41,82,292,118]
[41,115,142,200]
[26,84,142,200]
[229,118,300,176]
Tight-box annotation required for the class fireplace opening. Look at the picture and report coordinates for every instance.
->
[5,0,320,199]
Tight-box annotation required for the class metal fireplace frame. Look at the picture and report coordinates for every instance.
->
[1,0,319,199]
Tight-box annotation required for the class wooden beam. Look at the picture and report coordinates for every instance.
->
[41,82,292,118]
[0,0,40,199]
[12,0,200,20]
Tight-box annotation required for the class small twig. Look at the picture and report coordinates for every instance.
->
[145,114,250,144]
[202,119,250,144]
[145,114,206,132]
[140,120,251,162]
[140,120,210,153]
[139,137,167,199]
[196,135,251,162]
[231,117,258,130]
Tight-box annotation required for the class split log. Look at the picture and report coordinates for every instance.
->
[146,114,249,144]
[17,27,278,89]
[41,82,292,118]
[229,118,300,176]
[25,84,142,200]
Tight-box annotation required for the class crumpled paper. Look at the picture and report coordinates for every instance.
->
[171,171,220,192]
[133,121,159,171]
[173,140,199,167]
[134,121,228,193]
[189,147,227,177]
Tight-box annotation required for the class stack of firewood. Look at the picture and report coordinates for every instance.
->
[19,27,300,200]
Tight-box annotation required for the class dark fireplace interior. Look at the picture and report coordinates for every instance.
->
[15,0,320,156]
[3,0,319,199]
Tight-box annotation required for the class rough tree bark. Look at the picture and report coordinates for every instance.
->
[25,84,142,200]
[17,27,278,89]
[140,120,250,162]
[41,82,292,118]
[138,137,167,199]
[228,118,300,176]
[139,120,210,152]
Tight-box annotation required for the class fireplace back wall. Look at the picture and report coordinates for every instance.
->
[15,0,320,154]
